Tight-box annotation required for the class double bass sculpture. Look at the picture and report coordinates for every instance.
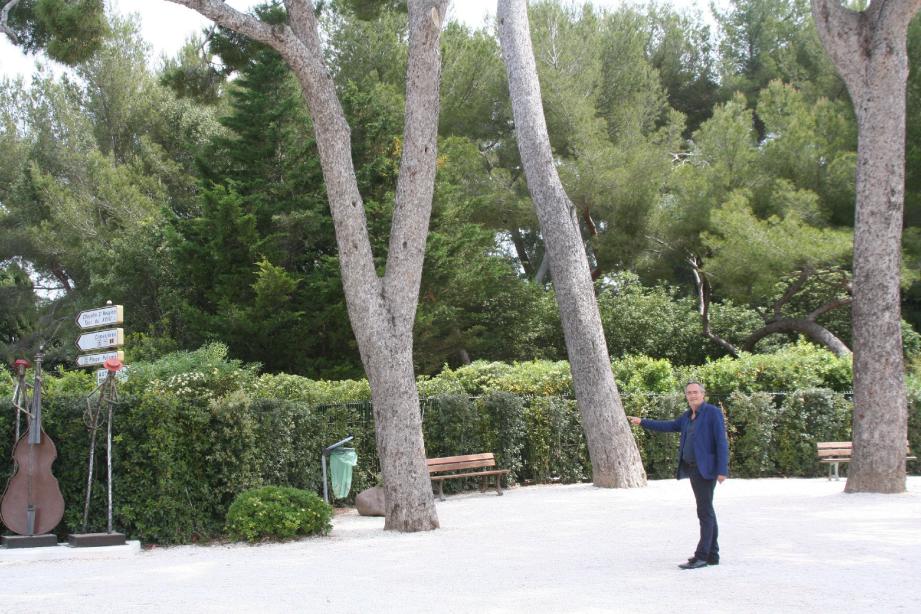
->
[1,349,65,546]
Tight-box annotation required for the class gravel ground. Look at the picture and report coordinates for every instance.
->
[2,476,919,613]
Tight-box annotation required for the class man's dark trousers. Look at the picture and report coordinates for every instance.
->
[687,463,718,561]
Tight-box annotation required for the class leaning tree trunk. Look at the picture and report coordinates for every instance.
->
[812,0,921,493]
[497,0,645,488]
[167,0,446,530]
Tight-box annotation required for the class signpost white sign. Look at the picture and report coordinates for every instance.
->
[76,351,124,368]
[96,368,128,386]
[76,305,124,330]
[76,328,124,352]
[75,303,126,370]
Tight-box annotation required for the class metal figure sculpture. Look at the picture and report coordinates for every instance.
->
[1,349,65,536]
[81,358,123,533]
[10,359,31,444]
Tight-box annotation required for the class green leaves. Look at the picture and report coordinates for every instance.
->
[225,486,332,543]
[5,0,108,64]
[702,190,852,303]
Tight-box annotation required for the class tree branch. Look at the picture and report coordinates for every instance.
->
[283,0,313,44]
[877,0,921,35]
[581,206,597,237]
[384,1,448,330]
[1,0,23,44]
[811,0,864,95]
[510,227,534,277]
[771,268,812,320]
[741,318,852,356]
[807,295,852,321]
[689,254,740,357]
[166,0,289,48]
[49,264,72,293]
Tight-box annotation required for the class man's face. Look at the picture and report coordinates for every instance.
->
[685,384,705,410]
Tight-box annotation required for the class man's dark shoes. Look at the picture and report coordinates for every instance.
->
[679,558,709,569]
[687,555,719,566]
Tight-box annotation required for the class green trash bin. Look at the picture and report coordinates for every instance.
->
[329,448,358,499]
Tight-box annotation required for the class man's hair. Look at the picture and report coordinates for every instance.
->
[685,381,706,394]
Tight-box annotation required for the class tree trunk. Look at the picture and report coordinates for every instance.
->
[812,0,921,493]
[497,0,645,488]
[365,346,438,531]
[166,0,445,530]
[534,252,550,285]
[510,228,534,277]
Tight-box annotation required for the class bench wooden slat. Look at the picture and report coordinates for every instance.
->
[817,442,853,449]
[427,453,495,465]
[817,448,851,458]
[428,459,496,474]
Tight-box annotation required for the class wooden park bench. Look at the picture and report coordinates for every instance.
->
[817,441,916,481]
[427,453,510,501]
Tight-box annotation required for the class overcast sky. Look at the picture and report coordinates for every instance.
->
[0,1,713,80]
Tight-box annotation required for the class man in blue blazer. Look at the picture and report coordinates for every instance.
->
[628,381,729,569]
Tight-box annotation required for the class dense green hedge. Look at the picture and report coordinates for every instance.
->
[1,342,918,544]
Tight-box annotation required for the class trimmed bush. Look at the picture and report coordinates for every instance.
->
[909,379,921,465]
[681,341,853,395]
[773,389,851,477]
[614,356,678,394]
[225,486,332,542]
[625,392,685,480]
[422,394,483,459]
[251,372,371,404]
[436,361,514,395]
[522,396,590,483]
[724,392,778,477]
[478,392,527,483]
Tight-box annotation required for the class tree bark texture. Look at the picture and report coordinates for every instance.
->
[812,0,921,493]
[166,0,446,530]
[497,0,646,488]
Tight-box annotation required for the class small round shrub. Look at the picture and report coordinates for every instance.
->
[225,486,332,542]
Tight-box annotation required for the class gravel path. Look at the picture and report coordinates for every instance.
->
[2,476,919,613]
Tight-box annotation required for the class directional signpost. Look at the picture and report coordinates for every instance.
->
[76,305,124,330]
[75,303,125,368]
[76,328,124,352]
[76,351,125,368]
[72,303,127,546]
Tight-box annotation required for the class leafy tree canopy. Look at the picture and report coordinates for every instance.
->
[3,0,108,64]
